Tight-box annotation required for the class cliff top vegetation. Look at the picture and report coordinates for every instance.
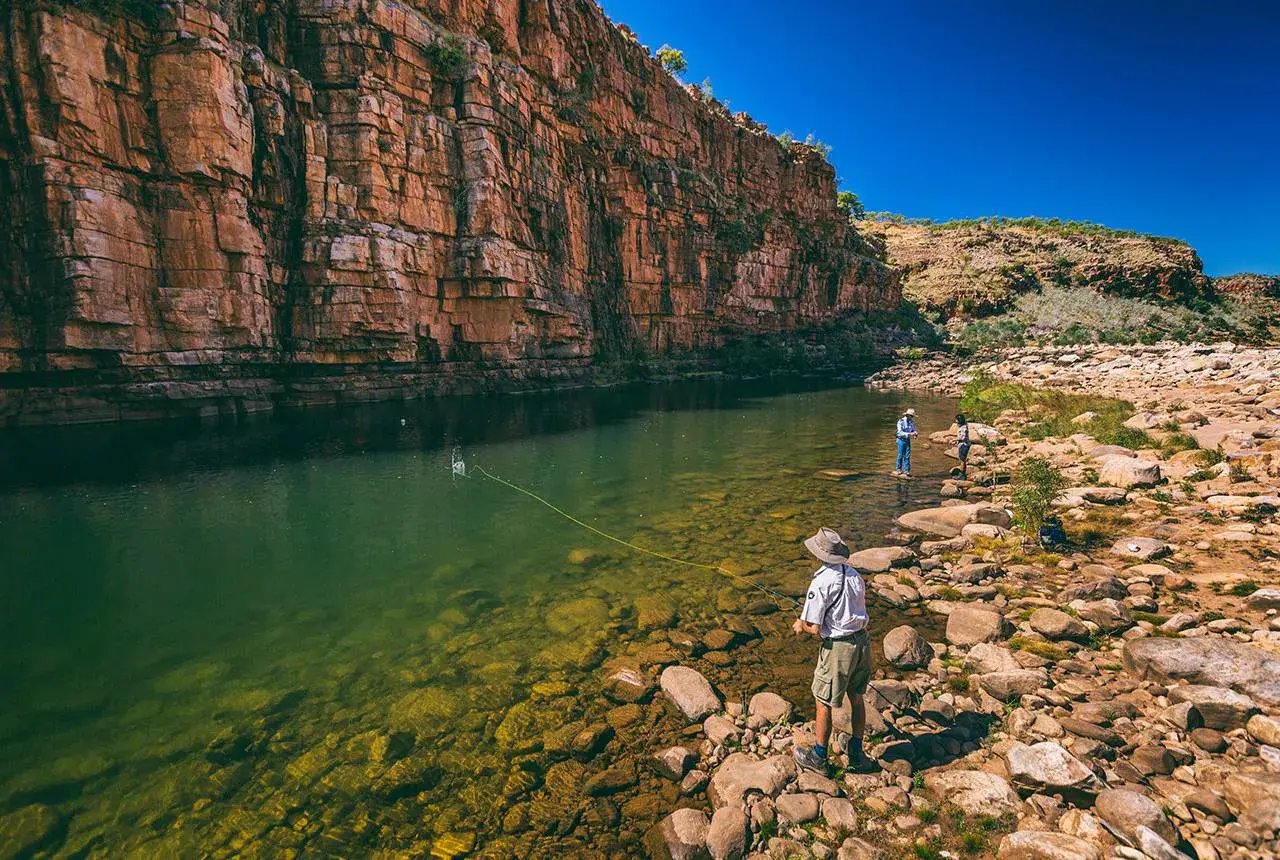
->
[864,213,1187,246]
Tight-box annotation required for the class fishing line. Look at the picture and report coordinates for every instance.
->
[453,454,801,609]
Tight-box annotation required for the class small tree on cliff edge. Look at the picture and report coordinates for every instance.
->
[837,191,866,221]
[656,44,688,77]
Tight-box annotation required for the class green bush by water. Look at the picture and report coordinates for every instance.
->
[1009,456,1065,535]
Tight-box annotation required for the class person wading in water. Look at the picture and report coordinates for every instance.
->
[791,527,879,775]
[955,413,971,478]
[893,407,918,479]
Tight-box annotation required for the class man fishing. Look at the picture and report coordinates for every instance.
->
[791,527,878,775]
[955,412,971,478]
[892,407,918,479]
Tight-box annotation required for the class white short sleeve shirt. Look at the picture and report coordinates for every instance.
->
[800,564,869,638]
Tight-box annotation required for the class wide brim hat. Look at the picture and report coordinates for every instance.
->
[904,408,916,416]
[804,527,851,566]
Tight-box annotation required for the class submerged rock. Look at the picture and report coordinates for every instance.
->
[0,804,60,859]
[604,667,655,703]
[653,746,696,781]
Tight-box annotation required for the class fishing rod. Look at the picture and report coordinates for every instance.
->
[452,452,802,609]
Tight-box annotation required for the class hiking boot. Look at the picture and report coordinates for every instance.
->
[792,744,829,774]
[847,752,882,774]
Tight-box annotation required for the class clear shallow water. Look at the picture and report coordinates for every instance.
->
[0,380,956,858]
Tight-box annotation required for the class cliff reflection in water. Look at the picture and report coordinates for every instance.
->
[1,378,864,491]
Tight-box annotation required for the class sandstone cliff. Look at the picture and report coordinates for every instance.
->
[864,218,1209,319]
[0,0,898,425]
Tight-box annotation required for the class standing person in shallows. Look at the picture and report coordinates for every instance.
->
[791,528,878,775]
[955,413,971,478]
[893,408,918,478]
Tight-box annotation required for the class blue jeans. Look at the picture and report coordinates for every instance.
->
[896,438,911,473]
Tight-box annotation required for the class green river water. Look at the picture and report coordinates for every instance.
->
[0,380,956,858]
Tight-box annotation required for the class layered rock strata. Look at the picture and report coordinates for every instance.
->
[0,0,898,425]
[864,219,1211,318]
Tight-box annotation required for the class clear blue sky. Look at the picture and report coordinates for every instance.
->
[598,1,1280,276]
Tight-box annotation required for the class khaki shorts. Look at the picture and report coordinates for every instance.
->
[811,630,872,707]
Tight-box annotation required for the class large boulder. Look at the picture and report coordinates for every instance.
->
[705,806,748,860]
[703,715,741,746]
[1223,772,1280,822]
[1094,788,1178,846]
[1097,456,1161,489]
[882,625,933,670]
[846,546,916,573]
[1005,741,1102,800]
[896,503,1012,538]
[946,605,1012,646]
[923,770,1019,817]
[822,797,858,831]
[1058,576,1128,602]
[965,643,1021,674]
[775,793,821,825]
[997,830,1102,860]
[1076,599,1132,632]
[660,666,722,722]
[644,808,710,860]
[1110,537,1171,561]
[1030,608,1089,641]
[707,753,796,808]
[837,837,881,860]
[1123,638,1280,708]
[1247,714,1280,747]
[1246,588,1280,610]
[976,669,1048,701]
[1167,685,1259,731]
[747,692,793,724]
[1060,486,1128,505]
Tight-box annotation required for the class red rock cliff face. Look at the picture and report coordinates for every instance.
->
[0,0,898,425]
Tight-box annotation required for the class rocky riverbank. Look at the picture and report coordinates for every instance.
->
[637,342,1280,859]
